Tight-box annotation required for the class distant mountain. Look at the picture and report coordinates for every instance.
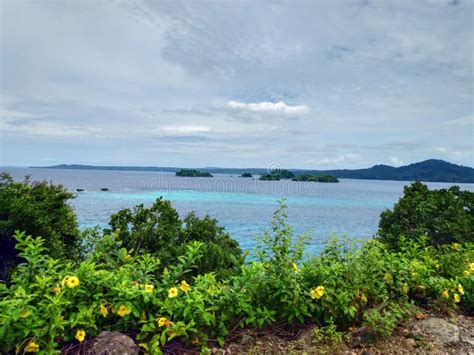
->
[306,159,474,183]
[33,159,474,183]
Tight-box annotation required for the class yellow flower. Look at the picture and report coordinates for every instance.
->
[292,262,300,272]
[117,304,131,317]
[310,286,325,299]
[441,289,449,299]
[65,276,79,288]
[412,272,418,278]
[384,273,393,283]
[157,317,168,327]
[402,284,409,294]
[452,243,461,251]
[24,341,39,353]
[20,309,30,318]
[99,304,108,317]
[144,284,154,293]
[140,311,147,321]
[458,284,464,295]
[51,286,61,294]
[168,287,178,298]
[360,293,367,303]
[464,270,471,277]
[453,293,461,303]
[180,281,190,293]
[470,263,474,272]
[75,329,86,342]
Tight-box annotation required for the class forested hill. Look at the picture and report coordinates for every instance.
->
[306,159,474,183]
[35,159,474,183]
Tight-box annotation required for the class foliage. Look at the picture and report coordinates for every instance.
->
[105,198,243,278]
[175,169,213,177]
[362,302,415,336]
[240,172,253,178]
[292,173,339,183]
[259,169,295,181]
[312,323,344,345]
[0,173,79,280]
[378,181,474,248]
[1,201,473,353]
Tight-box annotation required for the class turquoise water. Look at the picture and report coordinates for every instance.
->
[5,168,474,254]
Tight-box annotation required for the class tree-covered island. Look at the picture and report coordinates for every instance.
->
[259,169,295,181]
[292,173,339,183]
[176,169,213,177]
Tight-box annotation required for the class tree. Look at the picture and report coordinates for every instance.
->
[107,198,243,278]
[0,173,79,279]
[377,181,474,248]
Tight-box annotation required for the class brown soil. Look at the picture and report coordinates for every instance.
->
[211,311,474,355]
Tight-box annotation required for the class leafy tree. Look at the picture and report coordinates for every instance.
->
[0,173,79,279]
[107,198,243,278]
[176,169,213,177]
[378,181,474,248]
[259,169,295,181]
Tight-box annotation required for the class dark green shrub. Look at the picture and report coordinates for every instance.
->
[0,173,79,279]
[106,198,243,278]
[377,181,474,248]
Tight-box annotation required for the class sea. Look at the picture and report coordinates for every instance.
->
[4,167,474,255]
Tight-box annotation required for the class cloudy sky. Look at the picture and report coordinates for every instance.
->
[1,0,473,169]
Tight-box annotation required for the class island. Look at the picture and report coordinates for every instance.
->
[175,169,213,177]
[292,173,339,183]
[259,169,295,181]
[240,172,253,178]
[34,159,474,183]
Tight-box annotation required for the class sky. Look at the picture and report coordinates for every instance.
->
[1,0,473,169]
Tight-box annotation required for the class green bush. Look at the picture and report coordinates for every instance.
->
[0,173,79,280]
[1,202,472,353]
[106,198,243,279]
[377,181,474,248]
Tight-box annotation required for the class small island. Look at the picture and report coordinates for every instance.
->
[259,169,295,181]
[240,172,253,178]
[292,173,339,183]
[176,169,213,177]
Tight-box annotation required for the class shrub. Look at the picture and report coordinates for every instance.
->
[0,202,472,353]
[377,181,474,248]
[106,198,243,278]
[0,173,79,280]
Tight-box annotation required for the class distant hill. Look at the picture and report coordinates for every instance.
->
[33,159,474,183]
[306,159,474,183]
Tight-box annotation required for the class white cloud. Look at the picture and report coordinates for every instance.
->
[389,157,404,166]
[228,101,309,115]
[315,153,362,166]
[444,114,473,127]
[152,125,212,136]
[1,120,104,138]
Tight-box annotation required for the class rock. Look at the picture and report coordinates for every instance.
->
[408,324,423,339]
[419,317,460,344]
[349,326,376,347]
[76,188,84,192]
[101,188,109,191]
[404,338,417,349]
[90,331,138,355]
